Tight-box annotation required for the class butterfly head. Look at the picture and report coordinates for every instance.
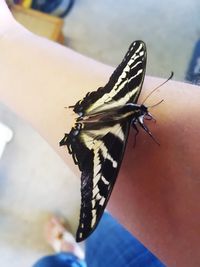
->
[138,104,155,123]
[136,104,159,145]
[140,104,148,114]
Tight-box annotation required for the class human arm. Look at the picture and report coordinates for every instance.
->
[109,80,200,267]
[0,2,200,266]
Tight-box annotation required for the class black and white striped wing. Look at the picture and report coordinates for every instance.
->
[72,40,146,116]
[76,121,130,241]
[60,40,147,242]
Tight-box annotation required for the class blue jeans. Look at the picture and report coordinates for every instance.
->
[33,213,165,267]
[33,252,86,267]
[185,39,200,85]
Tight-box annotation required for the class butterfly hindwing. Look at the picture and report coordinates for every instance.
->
[76,121,131,241]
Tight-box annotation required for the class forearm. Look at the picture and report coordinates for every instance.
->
[0,22,112,173]
[0,8,200,267]
[109,80,200,266]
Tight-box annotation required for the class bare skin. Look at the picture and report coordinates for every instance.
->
[45,216,84,259]
[0,2,200,266]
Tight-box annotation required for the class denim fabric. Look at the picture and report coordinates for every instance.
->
[33,213,165,267]
[33,252,86,267]
[86,213,165,267]
[185,39,200,85]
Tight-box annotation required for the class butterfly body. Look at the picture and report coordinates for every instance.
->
[60,41,155,242]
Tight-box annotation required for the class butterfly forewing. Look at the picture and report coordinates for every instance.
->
[72,41,146,116]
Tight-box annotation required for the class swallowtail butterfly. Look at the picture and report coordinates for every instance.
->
[60,40,156,242]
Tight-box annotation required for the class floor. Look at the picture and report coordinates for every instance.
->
[0,104,80,266]
[63,0,200,81]
[0,0,199,266]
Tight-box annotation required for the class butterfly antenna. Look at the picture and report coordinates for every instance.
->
[148,99,164,109]
[142,71,173,104]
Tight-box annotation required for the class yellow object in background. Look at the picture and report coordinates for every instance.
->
[6,0,32,8]
[21,0,32,8]
[11,5,64,43]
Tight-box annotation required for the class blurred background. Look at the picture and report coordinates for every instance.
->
[8,0,200,81]
[1,1,200,266]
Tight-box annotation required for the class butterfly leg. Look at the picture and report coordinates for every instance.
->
[144,113,156,123]
[138,116,160,145]
[60,134,77,158]
[131,121,139,147]
[59,133,68,146]
[60,132,74,153]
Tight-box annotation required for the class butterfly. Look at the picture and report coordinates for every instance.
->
[60,40,156,242]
